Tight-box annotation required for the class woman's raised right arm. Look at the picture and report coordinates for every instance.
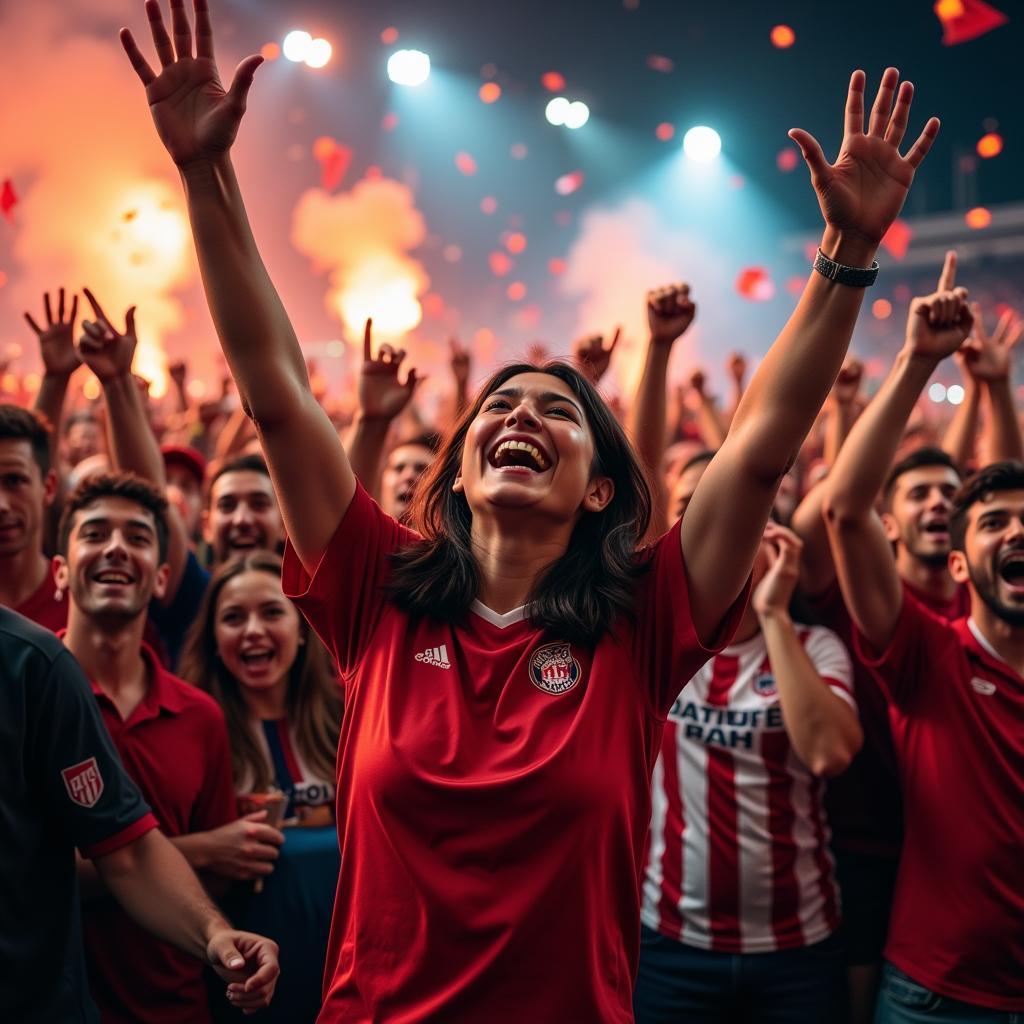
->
[121,0,354,571]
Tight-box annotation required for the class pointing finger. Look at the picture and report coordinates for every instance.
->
[363,318,372,362]
[937,250,957,293]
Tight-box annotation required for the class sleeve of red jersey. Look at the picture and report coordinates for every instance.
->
[190,698,240,832]
[851,592,959,710]
[801,625,856,711]
[634,518,752,718]
[282,482,419,676]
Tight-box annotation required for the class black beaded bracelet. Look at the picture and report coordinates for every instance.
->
[813,248,879,288]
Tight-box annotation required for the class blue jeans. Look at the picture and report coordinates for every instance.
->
[875,963,1023,1024]
[633,924,846,1023]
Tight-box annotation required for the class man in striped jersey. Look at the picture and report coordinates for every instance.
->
[635,521,861,1022]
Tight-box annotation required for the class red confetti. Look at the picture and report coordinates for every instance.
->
[880,219,913,260]
[480,197,497,215]
[314,140,352,191]
[555,171,584,196]
[548,258,567,276]
[541,71,565,91]
[655,123,675,142]
[646,54,674,73]
[505,232,527,254]
[455,152,478,176]
[934,0,1007,45]
[381,112,399,132]
[1,179,17,222]
[776,148,799,172]
[489,252,512,276]
[735,267,775,302]
[507,282,527,302]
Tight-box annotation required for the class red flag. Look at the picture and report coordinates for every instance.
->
[934,0,1007,45]
[1,179,17,222]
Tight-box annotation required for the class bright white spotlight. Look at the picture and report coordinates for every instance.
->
[545,97,570,126]
[564,100,590,129]
[683,126,722,163]
[928,382,947,404]
[304,38,332,69]
[947,384,965,405]
[282,30,312,63]
[387,49,431,87]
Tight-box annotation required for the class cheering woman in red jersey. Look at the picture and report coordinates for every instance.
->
[121,3,938,1019]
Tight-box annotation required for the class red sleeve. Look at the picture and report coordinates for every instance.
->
[81,812,159,859]
[282,484,419,677]
[633,519,752,718]
[851,592,961,710]
[190,703,238,832]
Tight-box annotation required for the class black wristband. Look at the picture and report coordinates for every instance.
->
[813,248,879,288]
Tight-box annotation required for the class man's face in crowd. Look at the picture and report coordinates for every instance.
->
[166,463,203,539]
[204,470,284,563]
[883,465,960,569]
[951,489,1024,627]
[65,419,104,469]
[0,439,56,559]
[669,460,711,521]
[381,443,434,521]
[55,496,169,622]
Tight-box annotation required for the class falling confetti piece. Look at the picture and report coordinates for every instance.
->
[656,123,675,142]
[548,258,567,276]
[776,148,799,172]
[314,140,352,191]
[965,206,992,229]
[555,171,584,196]
[507,282,527,301]
[505,232,527,254]
[934,0,1007,45]
[977,132,1003,157]
[770,25,796,48]
[880,218,913,260]
[735,267,775,302]
[480,197,498,215]
[489,251,513,276]
[455,152,478,176]
[381,27,399,44]
[541,71,566,91]
[479,82,501,103]
[872,299,893,319]
[646,54,674,73]
[0,180,17,223]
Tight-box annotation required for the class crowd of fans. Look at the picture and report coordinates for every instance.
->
[2,2,1021,1023]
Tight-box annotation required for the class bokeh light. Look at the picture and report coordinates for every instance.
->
[507,282,526,301]
[479,82,501,103]
[282,30,312,63]
[564,101,590,130]
[545,97,571,126]
[683,126,722,162]
[656,123,675,142]
[965,206,992,229]
[260,42,280,61]
[380,27,399,45]
[541,71,565,91]
[505,232,527,254]
[872,299,893,319]
[928,382,947,403]
[387,49,431,87]
[770,25,796,48]
[947,384,965,405]
[304,38,332,69]
[977,132,1003,158]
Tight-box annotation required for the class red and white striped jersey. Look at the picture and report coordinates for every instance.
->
[642,624,854,953]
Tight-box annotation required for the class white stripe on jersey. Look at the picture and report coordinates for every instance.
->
[642,623,853,953]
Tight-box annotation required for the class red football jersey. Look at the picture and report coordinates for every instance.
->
[283,485,747,1023]
[854,596,1024,1011]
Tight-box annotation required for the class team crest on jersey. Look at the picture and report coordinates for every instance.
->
[62,757,104,808]
[754,673,777,698]
[529,642,581,695]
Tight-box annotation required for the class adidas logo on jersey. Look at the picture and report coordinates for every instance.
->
[415,644,451,669]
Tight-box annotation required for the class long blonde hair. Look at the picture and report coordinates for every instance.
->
[180,552,341,791]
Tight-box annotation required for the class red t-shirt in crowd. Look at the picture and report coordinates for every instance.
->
[283,484,747,1023]
[807,578,969,857]
[77,643,238,1024]
[854,596,1024,1011]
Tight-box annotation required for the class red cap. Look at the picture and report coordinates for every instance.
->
[161,445,207,486]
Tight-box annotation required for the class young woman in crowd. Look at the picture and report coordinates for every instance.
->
[121,1,937,1018]
[180,551,341,1023]
[636,520,861,1023]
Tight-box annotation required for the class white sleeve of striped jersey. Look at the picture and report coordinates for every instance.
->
[802,625,856,711]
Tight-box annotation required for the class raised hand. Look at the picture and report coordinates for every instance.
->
[119,0,263,166]
[168,359,187,388]
[449,337,471,387]
[647,283,696,347]
[752,523,803,619]
[572,328,621,385]
[959,303,1023,382]
[688,368,708,399]
[24,289,81,378]
[76,289,139,382]
[905,251,973,362]
[789,68,939,248]
[358,319,418,421]
[830,356,864,407]
[726,351,747,387]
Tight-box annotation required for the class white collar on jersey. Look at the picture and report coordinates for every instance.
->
[470,599,529,628]
[967,617,1008,665]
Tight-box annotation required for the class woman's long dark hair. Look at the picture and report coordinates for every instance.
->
[387,361,653,645]
[179,552,342,792]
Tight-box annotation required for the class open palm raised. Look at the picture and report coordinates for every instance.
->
[120,0,263,166]
[789,68,939,246]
